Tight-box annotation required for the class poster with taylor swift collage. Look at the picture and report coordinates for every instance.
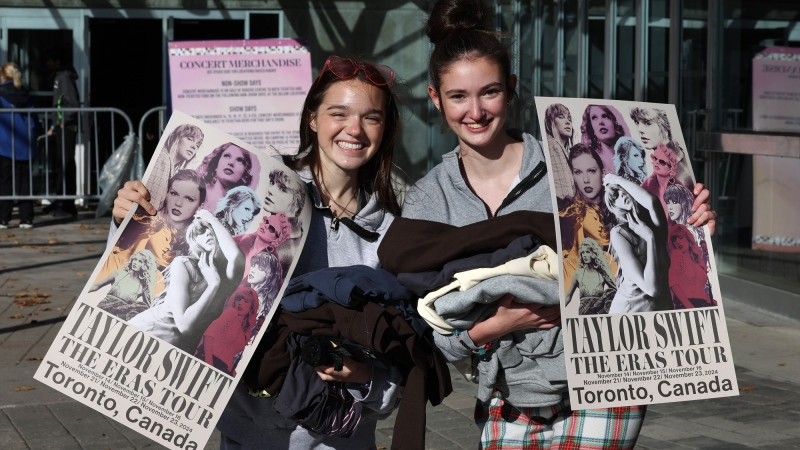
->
[535,98,738,409]
[34,110,312,449]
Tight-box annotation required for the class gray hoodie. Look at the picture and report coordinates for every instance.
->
[402,130,568,408]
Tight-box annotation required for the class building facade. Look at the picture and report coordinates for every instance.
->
[1,0,798,312]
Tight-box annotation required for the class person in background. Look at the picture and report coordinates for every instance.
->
[0,62,37,229]
[45,46,80,218]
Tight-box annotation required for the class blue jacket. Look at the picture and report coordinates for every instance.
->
[0,82,38,160]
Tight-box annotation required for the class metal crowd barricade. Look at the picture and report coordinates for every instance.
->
[0,106,134,208]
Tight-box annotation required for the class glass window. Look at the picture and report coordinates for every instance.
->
[646,0,670,102]
[7,29,72,106]
[563,0,580,97]
[587,0,606,99]
[717,0,798,130]
[680,0,709,130]
[540,1,558,97]
[710,0,800,295]
[616,0,636,100]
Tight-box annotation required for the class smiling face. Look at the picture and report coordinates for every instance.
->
[176,136,199,163]
[231,198,257,231]
[215,146,248,186]
[429,57,515,152]
[554,113,572,141]
[571,153,603,203]
[636,118,664,150]
[589,106,616,145]
[310,78,386,178]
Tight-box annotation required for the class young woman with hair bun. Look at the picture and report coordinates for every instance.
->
[401,0,718,447]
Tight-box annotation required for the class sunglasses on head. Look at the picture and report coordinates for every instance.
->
[651,154,672,168]
[315,55,395,91]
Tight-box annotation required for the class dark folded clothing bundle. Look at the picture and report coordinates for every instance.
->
[243,266,452,450]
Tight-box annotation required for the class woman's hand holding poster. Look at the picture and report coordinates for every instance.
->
[34,111,312,449]
[536,98,738,409]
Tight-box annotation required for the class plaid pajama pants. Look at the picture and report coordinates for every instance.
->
[475,392,646,449]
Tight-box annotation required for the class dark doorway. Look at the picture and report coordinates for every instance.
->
[250,14,280,39]
[172,19,245,41]
[89,18,162,164]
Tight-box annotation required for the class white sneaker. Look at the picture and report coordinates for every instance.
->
[0,222,8,229]
[19,222,34,229]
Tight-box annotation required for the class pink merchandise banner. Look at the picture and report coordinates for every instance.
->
[752,46,800,133]
[168,39,312,154]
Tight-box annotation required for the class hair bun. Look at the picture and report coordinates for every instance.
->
[426,0,491,46]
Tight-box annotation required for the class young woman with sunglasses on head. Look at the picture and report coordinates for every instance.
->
[111,54,403,449]
[218,54,404,450]
[400,0,718,447]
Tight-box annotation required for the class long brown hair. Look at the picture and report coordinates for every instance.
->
[283,59,401,216]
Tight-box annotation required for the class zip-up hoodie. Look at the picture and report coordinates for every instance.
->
[402,130,568,408]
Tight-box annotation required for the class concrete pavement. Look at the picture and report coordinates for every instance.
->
[1,208,800,449]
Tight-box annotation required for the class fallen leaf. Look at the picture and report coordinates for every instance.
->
[68,242,77,245]
[14,298,51,307]
[8,313,24,319]
[27,356,44,361]
[48,239,59,244]
[15,292,30,298]
[14,386,34,392]
[37,307,51,312]
[778,363,785,366]
[739,386,757,392]
[76,224,94,230]
[57,307,66,311]
[86,246,96,252]
[75,272,86,277]
[35,293,50,298]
